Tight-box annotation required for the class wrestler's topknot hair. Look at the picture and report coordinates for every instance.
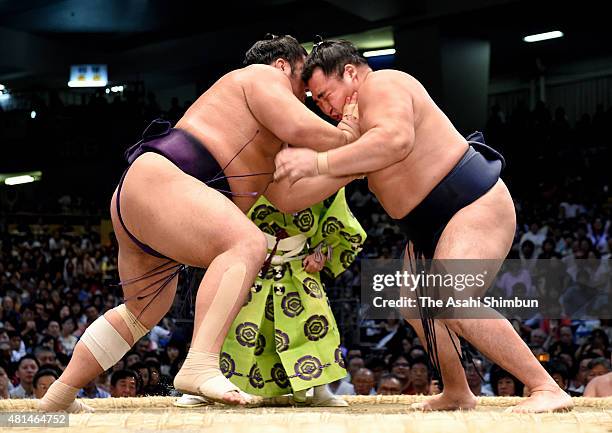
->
[244,34,307,69]
[302,39,367,83]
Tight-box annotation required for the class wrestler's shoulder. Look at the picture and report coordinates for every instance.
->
[591,371,612,386]
[585,372,612,397]
[363,70,421,91]
[233,64,290,84]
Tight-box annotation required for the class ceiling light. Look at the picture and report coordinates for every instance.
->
[523,31,564,43]
[68,80,108,88]
[5,175,35,185]
[363,48,396,58]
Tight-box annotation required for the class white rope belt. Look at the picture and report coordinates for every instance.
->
[263,233,308,265]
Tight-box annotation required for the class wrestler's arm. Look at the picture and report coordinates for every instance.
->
[273,73,414,183]
[265,174,357,214]
[324,73,415,176]
[244,68,351,151]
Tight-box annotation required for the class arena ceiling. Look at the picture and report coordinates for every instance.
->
[0,0,607,88]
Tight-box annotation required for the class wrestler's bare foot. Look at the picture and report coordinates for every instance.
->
[410,391,477,411]
[221,390,249,405]
[508,385,573,413]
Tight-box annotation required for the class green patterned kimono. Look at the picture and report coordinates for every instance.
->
[220,188,366,396]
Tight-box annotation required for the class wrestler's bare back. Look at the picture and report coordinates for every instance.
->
[361,70,469,219]
[176,66,286,213]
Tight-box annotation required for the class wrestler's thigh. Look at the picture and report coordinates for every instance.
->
[107,188,178,331]
[113,152,261,268]
[434,179,516,262]
[432,181,515,322]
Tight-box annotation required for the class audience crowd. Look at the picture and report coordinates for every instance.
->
[0,96,610,401]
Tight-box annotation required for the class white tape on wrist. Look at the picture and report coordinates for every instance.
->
[317,151,329,175]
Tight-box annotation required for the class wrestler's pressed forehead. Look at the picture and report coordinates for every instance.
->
[307,68,339,102]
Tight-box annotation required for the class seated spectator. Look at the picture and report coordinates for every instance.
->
[365,356,387,385]
[0,342,11,368]
[538,238,560,259]
[344,356,365,384]
[84,305,99,325]
[8,330,26,362]
[465,357,493,396]
[19,306,38,349]
[1,296,19,329]
[58,317,78,356]
[490,364,524,397]
[389,354,411,394]
[557,352,575,373]
[587,218,609,254]
[588,329,610,355]
[530,329,551,350]
[568,355,595,396]
[408,345,426,360]
[520,240,537,271]
[143,361,169,396]
[377,374,402,395]
[160,339,184,377]
[143,353,161,365]
[39,335,58,353]
[34,302,51,330]
[496,256,534,298]
[559,194,585,220]
[10,355,39,398]
[576,329,609,359]
[78,378,110,399]
[45,320,61,339]
[560,270,598,318]
[0,328,8,345]
[110,370,138,398]
[549,326,578,358]
[134,336,152,359]
[351,368,376,395]
[33,368,58,399]
[586,357,611,384]
[147,320,172,349]
[125,351,142,368]
[71,302,87,330]
[130,362,150,396]
[34,346,57,368]
[520,222,547,256]
[402,338,412,354]
[0,365,11,399]
[404,357,430,395]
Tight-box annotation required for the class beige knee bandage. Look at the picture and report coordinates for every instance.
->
[115,304,149,342]
[80,304,150,370]
[80,315,131,371]
[193,262,246,351]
